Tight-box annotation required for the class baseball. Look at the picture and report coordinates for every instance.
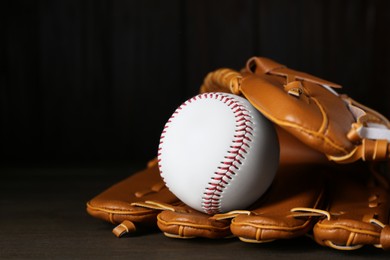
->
[158,92,279,215]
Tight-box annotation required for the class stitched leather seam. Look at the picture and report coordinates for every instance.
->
[311,97,328,134]
[86,203,154,215]
[232,219,312,232]
[201,93,254,214]
[315,222,381,237]
[157,215,230,231]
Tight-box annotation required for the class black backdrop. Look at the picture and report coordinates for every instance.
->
[2,0,390,165]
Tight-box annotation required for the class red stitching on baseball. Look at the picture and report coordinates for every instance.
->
[198,93,254,214]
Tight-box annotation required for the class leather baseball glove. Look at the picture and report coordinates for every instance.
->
[194,57,390,250]
[85,68,328,240]
[87,56,390,250]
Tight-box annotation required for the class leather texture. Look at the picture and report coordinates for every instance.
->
[155,202,232,239]
[86,159,178,237]
[200,57,390,163]
[313,162,390,250]
[228,164,326,243]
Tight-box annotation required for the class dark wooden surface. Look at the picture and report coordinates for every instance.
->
[1,164,390,259]
[2,0,390,165]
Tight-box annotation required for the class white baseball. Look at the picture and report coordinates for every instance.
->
[158,92,279,215]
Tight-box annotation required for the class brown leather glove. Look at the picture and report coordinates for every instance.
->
[86,159,179,237]
[218,164,326,243]
[197,57,390,250]
[312,162,390,250]
[200,57,390,164]
[87,56,390,250]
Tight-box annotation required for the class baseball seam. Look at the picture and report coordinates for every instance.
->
[158,93,255,215]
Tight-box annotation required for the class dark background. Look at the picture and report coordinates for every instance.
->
[2,0,390,166]
[2,1,390,258]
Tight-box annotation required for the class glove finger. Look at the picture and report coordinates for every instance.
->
[156,204,232,239]
[313,162,390,250]
[223,164,326,243]
[86,158,179,237]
